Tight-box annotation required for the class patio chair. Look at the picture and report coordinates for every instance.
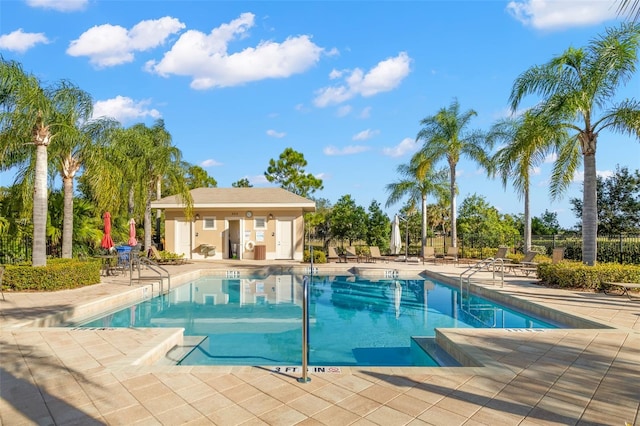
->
[327,246,346,263]
[509,251,538,276]
[494,246,509,261]
[422,246,437,264]
[368,246,385,263]
[344,246,361,262]
[442,246,459,265]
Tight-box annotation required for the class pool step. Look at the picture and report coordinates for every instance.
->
[160,335,208,365]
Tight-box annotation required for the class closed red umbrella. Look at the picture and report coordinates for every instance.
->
[128,218,138,246]
[101,212,115,250]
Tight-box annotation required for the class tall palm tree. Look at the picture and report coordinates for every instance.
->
[510,23,640,265]
[488,112,570,253]
[385,152,448,255]
[49,83,117,258]
[0,59,92,266]
[111,120,192,252]
[415,99,491,248]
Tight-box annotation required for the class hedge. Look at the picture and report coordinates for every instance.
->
[537,261,640,291]
[3,258,101,291]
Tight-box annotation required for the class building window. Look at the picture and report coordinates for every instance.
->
[254,217,267,229]
[203,217,216,230]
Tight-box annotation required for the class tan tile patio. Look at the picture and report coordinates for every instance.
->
[1,259,639,425]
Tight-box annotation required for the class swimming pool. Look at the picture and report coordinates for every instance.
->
[78,274,558,367]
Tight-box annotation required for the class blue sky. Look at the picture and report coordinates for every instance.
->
[1,0,638,229]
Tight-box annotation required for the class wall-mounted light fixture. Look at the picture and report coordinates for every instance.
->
[195,214,200,220]
[268,213,274,220]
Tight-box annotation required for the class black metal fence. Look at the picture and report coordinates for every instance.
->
[0,236,61,264]
[2,233,639,265]
[456,233,640,264]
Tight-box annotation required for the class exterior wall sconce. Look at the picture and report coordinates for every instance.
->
[195,214,200,220]
[268,213,274,220]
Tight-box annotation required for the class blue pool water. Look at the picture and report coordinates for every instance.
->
[78,274,558,366]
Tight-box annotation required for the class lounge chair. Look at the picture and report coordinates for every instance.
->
[327,246,346,263]
[602,281,640,300]
[368,246,385,263]
[148,246,186,265]
[422,246,437,264]
[442,246,458,265]
[509,251,538,276]
[494,247,509,261]
[345,246,361,262]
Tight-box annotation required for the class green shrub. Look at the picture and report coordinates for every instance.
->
[3,258,101,291]
[537,261,640,290]
[304,249,326,264]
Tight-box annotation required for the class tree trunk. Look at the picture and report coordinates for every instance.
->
[155,179,162,246]
[128,187,135,217]
[421,194,427,256]
[582,153,598,265]
[61,175,74,258]
[523,185,531,253]
[449,162,457,247]
[33,143,48,267]
[144,189,153,252]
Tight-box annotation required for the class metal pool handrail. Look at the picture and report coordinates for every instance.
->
[131,256,171,295]
[460,257,505,292]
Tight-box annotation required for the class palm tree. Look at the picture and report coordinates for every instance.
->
[509,23,640,265]
[415,98,491,248]
[488,112,570,253]
[48,83,117,258]
[111,120,192,252]
[385,152,448,255]
[0,59,92,266]
[618,0,640,21]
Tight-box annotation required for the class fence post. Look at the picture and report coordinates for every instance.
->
[619,233,623,264]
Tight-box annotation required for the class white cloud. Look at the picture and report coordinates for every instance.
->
[251,175,269,184]
[336,105,352,117]
[67,17,185,67]
[531,166,541,175]
[572,169,613,183]
[201,159,223,167]
[26,0,88,12]
[92,96,161,123]
[359,106,372,119]
[352,129,379,141]
[313,52,412,107]
[266,129,286,138]
[323,145,370,156]
[0,29,49,53]
[329,69,343,79]
[382,137,418,158]
[146,13,325,90]
[506,0,617,30]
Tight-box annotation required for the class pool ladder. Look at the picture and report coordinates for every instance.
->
[459,257,505,292]
[226,270,240,278]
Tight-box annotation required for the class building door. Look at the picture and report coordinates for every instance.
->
[227,219,241,259]
[276,219,293,259]
[174,218,192,258]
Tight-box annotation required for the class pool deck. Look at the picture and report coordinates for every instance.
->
[1,259,639,425]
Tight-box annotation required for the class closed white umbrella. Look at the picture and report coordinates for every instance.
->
[394,281,403,319]
[390,214,402,255]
